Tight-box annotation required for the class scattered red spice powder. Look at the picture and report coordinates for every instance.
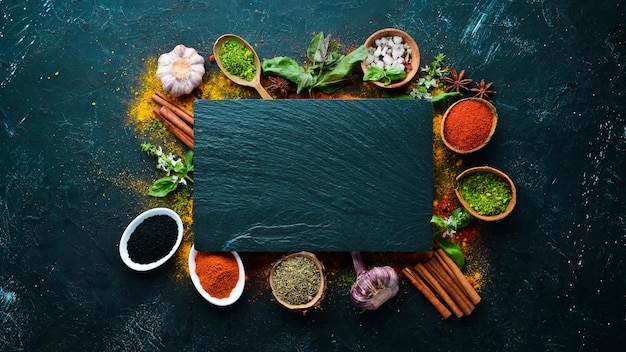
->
[443,100,493,151]
[433,189,482,245]
[194,252,239,298]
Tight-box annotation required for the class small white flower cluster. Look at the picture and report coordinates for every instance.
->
[365,35,412,72]
[441,217,459,238]
[153,146,186,185]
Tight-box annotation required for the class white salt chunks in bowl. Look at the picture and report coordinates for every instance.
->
[361,28,420,89]
[366,35,411,72]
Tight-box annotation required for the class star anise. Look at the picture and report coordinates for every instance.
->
[443,69,472,92]
[470,79,496,100]
[266,76,293,98]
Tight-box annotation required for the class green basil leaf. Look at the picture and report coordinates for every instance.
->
[430,215,446,228]
[184,150,194,172]
[307,32,325,63]
[261,56,314,93]
[363,67,385,81]
[314,45,368,87]
[173,160,186,174]
[451,207,472,228]
[434,237,465,269]
[430,91,462,103]
[385,67,407,81]
[148,176,179,197]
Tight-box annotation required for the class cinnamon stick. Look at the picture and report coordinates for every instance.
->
[425,260,474,316]
[159,106,194,139]
[415,263,463,318]
[435,249,481,305]
[153,107,194,150]
[402,267,452,320]
[151,91,194,126]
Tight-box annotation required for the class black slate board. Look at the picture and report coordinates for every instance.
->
[193,99,433,251]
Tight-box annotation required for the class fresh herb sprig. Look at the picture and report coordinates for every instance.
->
[141,143,193,197]
[410,52,448,99]
[431,207,473,268]
[261,32,368,95]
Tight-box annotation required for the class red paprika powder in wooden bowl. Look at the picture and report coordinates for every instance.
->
[441,98,498,153]
[188,245,245,306]
[269,251,326,313]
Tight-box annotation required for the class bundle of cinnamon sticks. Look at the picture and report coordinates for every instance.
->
[151,91,194,149]
[402,248,481,320]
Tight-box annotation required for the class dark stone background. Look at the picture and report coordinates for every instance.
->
[1,0,624,350]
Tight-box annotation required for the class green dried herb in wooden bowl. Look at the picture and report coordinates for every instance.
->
[455,166,517,221]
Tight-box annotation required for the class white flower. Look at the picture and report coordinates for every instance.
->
[171,175,187,185]
[417,76,437,89]
[444,216,457,228]
[167,154,181,167]
[442,229,456,238]
[156,44,205,97]
[157,158,171,175]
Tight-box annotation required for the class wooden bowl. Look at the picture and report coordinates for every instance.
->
[269,251,326,313]
[441,98,498,154]
[455,166,517,221]
[361,28,420,89]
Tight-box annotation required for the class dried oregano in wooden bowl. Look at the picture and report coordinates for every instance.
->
[269,251,326,313]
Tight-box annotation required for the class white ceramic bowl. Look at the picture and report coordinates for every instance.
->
[188,245,245,306]
[119,208,184,271]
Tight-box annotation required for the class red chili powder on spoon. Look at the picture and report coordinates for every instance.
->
[443,100,493,151]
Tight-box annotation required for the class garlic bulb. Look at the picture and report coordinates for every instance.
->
[156,44,205,97]
[349,251,399,310]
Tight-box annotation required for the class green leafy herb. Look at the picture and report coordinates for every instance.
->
[363,66,407,86]
[431,207,473,269]
[261,32,368,95]
[141,143,193,197]
[430,91,462,103]
[434,237,465,269]
[411,52,448,99]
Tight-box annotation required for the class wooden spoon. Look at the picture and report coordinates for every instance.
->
[213,34,272,100]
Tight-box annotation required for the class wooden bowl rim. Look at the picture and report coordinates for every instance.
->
[361,28,420,89]
[454,166,517,221]
[269,251,327,311]
[441,98,498,154]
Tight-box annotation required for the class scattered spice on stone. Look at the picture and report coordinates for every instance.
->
[443,100,493,151]
[219,39,257,81]
[194,252,239,299]
[127,214,178,264]
[271,255,321,305]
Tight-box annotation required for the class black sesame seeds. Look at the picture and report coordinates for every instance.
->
[126,214,178,264]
